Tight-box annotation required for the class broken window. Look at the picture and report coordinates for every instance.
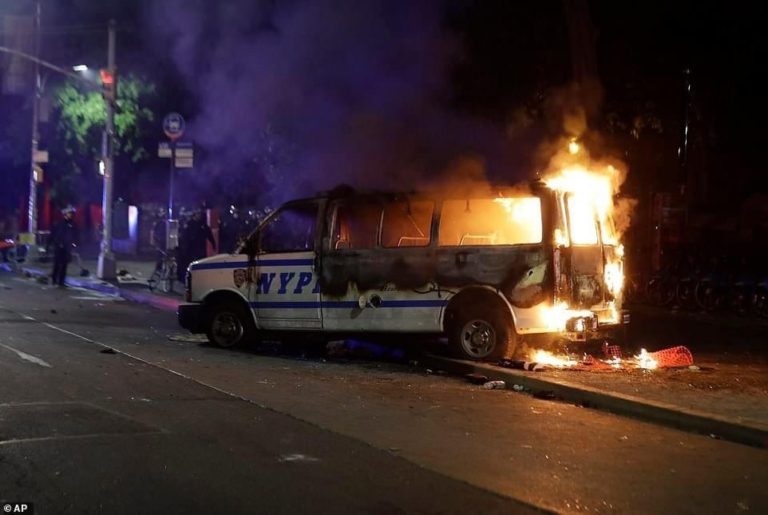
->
[330,201,382,250]
[438,197,542,246]
[260,203,318,253]
[381,200,434,248]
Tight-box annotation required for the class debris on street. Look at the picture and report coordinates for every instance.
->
[481,380,506,390]
[498,344,696,373]
[465,373,489,384]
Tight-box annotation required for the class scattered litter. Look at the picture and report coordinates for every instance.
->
[497,359,546,371]
[709,433,721,440]
[512,384,525,392]
[100,348,117,354]
[619,435,629,441]
[688,365,701,371]
[465,373,489,385]
[481,380,506,390]
[736,500,750,511]
[425,368,433,374]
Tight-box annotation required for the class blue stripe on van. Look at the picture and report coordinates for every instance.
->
[190,258,313,271]
[249,299,447,309]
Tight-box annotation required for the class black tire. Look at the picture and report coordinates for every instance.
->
[206,301,255,348]
[448,304,516,360]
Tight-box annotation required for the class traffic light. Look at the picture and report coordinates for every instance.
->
[100,68,118,102]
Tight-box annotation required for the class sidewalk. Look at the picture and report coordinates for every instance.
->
[3,254,183,312]
[3,256,767,449]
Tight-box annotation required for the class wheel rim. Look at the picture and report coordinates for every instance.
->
[459,319,496,358]
[211,311,243,347]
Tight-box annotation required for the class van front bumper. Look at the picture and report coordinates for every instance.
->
[178,303,206,333]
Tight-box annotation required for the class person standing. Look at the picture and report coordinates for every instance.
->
[178,209,216,281]
[48,206,79,287]
[149,209,167,272]
[218,205,243,253]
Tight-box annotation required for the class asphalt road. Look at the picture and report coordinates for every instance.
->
[1,271,767,514]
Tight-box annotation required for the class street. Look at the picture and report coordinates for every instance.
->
[1,270,767,514]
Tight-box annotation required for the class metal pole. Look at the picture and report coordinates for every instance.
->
[97,19,117,279]
[169,141,175,220]
[26,0,41,245]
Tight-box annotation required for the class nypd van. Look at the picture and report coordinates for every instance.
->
[178,182,625,360]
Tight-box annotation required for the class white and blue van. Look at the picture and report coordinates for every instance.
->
[178,182,625,360]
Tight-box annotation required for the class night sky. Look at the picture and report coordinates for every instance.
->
[2,0,767,213]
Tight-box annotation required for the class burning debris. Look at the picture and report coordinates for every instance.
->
[498,344,695,372]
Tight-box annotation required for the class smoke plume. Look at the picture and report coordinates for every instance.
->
[147,0,515,205]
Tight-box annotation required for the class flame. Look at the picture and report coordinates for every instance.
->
[542,301,593,331]
[604,262,624,297]
[636,348,658,370]
[530,349,578,367]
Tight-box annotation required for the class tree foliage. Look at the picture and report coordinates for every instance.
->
[54,74,156,162]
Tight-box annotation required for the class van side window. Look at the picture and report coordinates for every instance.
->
[381,200,433,248]
[438,198,542,246]
[260,203,318,253]
[331,202,382,250]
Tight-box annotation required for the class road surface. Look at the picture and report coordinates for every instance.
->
[1,272,766,514]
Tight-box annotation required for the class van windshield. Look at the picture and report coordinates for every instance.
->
[438,197,542,246]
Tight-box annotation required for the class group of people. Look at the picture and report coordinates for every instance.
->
[151,206,256,282]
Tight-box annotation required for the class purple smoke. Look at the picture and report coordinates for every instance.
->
[147,0,519,205]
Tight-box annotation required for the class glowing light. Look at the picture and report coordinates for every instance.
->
[530,349,578,367]
[568,139,580,155]
[636,348,658,370]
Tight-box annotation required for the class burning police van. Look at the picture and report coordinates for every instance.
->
[178,170,626,360]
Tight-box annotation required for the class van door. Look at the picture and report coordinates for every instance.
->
[252,201,322,330]
[564,193,610,309]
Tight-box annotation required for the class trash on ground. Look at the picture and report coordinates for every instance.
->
[481,380,506,390]
[465,373,489,384]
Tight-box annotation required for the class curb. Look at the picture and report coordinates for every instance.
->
[422,354,768,449]
[17,265,181,313]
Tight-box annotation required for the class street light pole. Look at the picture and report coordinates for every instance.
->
[97,19,117,279]
[26,0,41,245]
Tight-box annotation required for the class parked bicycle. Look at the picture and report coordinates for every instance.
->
[148,250,176,293]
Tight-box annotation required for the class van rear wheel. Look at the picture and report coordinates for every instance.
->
[448,305,515,360]
[206,302,254,348]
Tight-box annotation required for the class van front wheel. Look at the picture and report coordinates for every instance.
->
[448,306,514,360]
[206,302,254,348]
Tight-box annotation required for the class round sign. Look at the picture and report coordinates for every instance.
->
[163,112,185,140]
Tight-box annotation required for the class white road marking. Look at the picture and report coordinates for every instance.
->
[0,431,165,446]
[0,343,52,368]
[278,453,320,463]
[70,295,122,302]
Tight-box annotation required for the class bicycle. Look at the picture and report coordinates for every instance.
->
[148,250,177,293]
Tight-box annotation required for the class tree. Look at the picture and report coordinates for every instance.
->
[54,73,156,162]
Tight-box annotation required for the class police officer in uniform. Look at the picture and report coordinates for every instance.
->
[48,206,79,287]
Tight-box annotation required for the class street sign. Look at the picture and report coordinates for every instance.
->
[162,112,185,140]
[158,141,193,167]
[158,142,172,158]
[175,157,194,168]
[33,149,49,163]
